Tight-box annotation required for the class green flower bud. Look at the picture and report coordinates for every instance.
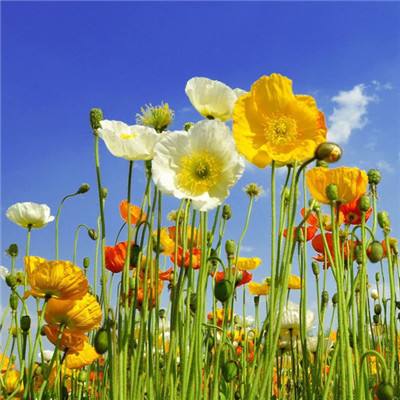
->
[222,204,232,220]
[376,382,394,400]
[184,122,194,131]
[78,371,87,382]
[214,279,233,303]
[373,314,380,324]
[358,195,371,212]
[94,329,109,355]
[377,211,390,230]
[6,244,18,257]
[332,293,338,305]
[316,160,329,168]
[222,360,239,382]
[83,257,90,269]
[367,241,384,263]
[225,240,236,259]
[253,295,260,306]
[354,245,364,265]
[315,142,342,163]
[101,187,108,199]
[326,184,338,202]
[367,169,381,186]
[77,183,90,194]
[375,272,380,282]
[88,229,98,240]
[374,304,382,315]
[90,108,103,131]
[311,262,320,277]
[20,315,31,332]
[158,309,166,319]
[321,290,329,306]
[5,274,17,289]
[9,292,18,310]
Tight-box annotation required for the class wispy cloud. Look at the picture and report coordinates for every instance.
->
[376,160,394,174]
[371,80,393,91]
[328,84,375,144]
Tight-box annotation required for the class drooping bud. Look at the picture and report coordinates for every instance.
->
[367,241,384,263]
[377,211,390,230]
[376,382,394,400]
[326,184,338,202]
[77,183,90,194]
[222,360,239,382]
[311,262,320,277]
[367,169,381,186]
[222,204,232,220]
[88,229,98,240]
[83,257,90,269]
[90,108,103,131]
[225,240,236,259]
[358,195,371,212]
[20,315,31,332]
[94,329,109,355]
[214,279,233,303]
[315,142,342,163]
[6,244,18,257]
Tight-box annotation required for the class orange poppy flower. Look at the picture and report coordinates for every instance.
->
[339,197,372,225]
[119,200,146,224]
[105,242,128,273]
[213,269,252,287]
[283,208,318,242]
[158,267,174,282]
[43,325,86,353]
[170,246,201,269]
[135,279,164,309]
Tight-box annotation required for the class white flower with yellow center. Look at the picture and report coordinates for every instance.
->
[185,77,245,121]
[98,120,160,161]
[152,120,245,211]
[6,202,54,229]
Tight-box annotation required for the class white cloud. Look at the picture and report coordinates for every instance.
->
[371,80,393,91]
[376,160,394,174]
[328,84,375,144]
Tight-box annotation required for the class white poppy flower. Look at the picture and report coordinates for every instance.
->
[6,202,54,229]
[40,350,54,362]
[152,120,245,211]
[280,301,314,333]
[185,77,244,121]
[306,336,319,353]
[98,120,160,161]
[0,266,9,280]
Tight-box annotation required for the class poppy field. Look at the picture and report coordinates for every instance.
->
[1,74,399,399]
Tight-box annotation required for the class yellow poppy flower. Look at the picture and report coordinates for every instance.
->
[306,167,368,204]
[236,257,262,271]
[0,353,13,373]
[153,228,175,256]
[24,256,88,300]
[248,281,270,296]
[2,369,23,396]
[45,293,102,333]
[233,73,327,168]
[288,274,302,290]
[65,341,99,369]
[43,325,86,353]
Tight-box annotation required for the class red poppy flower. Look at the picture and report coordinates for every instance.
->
[339,197,372,225]
[105,242,128,273]
[283,208,318,242]
[159,267,174,281]
[213,268,252,287]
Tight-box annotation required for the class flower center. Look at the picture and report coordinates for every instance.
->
[120,132,137,140]
[177,151,222,196]
[263,116,298,145]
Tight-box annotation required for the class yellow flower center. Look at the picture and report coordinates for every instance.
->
[120,132,137,140]
[263,116,298,145]
[177,151,222,196]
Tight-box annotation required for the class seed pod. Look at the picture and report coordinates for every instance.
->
[214,279,233,303]
[222,204,232,220]
[9,292,18,310]
[377,211,390,230]
[90,108,103,130]
[225,240,236,259]
[367,169,381,186]
[374,304,382,315]
[325,184,338,202]
[358,195,371,212]
[367,241,384,263]
[7,244,18,257]
[94,329,109,355]
[20,315,31,332]
[376,382,394,400]
[222,360,239,382]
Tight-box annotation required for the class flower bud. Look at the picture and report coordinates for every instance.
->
[358,195,371,212]
[225,240,236,259]
[77,183,90,194]
[78,371,87,383]
[5,274,17,288]
[374,304,382,315]
[20,315,31,332]
[184,122,194,131]
[375,272,380,282]
[90,108,103,131]
[315,142,342,163]
[367,169,381,186]
[376,382,394,400]
[9,292,18,310]
[158,309,166,319]
[321,290,329,306]
[332,293,338,305]
[189,293,197,314]
[94,329,109,355]
[367,241,384,263]
[87,229,98,241]
[6,244,18,257]
[83,257,90,269]
[377,211,390,230]
[254,295,260,306]
[311,262,320,277]
[222,204,232,220]
[222,360,239,382]
[373,314,380,325]
[326,184,338,202]
[101,187,108,199]
[214,279,233,303]
[354,245,364,265]
[371,289,379,301]
[316,160,329,168]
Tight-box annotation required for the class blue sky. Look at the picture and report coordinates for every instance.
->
[1,2,400,329]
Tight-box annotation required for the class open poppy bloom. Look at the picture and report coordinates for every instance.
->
[248,281,270,296]
[213,269,252,287]
[105,241,129,273]
[135,279,164,309]
[339,197,372,225]
[170,246,201,269]
[207,308,232,327]
[65,341,100,370]
[283,208,318,242]
[119,200,146,224]
[158,267,174,282]
[236,257,262,271]
[43,325,86,353]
